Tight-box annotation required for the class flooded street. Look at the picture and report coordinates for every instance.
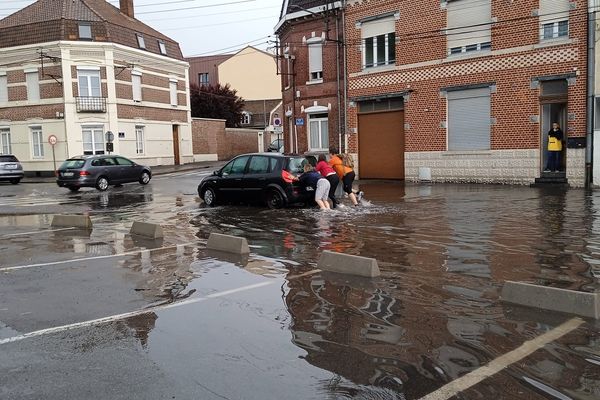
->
[1,174,599,399]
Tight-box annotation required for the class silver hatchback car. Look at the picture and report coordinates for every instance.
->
[0,155,24,184]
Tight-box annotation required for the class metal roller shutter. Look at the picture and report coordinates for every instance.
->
[448,88,491,151]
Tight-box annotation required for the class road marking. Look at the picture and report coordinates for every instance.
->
[0,242,198,272]
[0,227,76,238]
[0,281,274,345]
[419,317,584,400]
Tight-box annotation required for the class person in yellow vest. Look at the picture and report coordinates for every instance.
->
[544,122,564,173]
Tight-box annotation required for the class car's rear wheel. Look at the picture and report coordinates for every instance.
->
[96,176,109,191]
[266,189,285,209]
[9,178,20,185]
[202,187,217,206]
[139,171,151,185]
[67,186,80,192]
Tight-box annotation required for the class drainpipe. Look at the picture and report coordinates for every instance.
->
[586,9,595,189]
[336,9,342,153]
[342,0,349,153]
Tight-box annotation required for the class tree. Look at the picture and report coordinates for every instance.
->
[189,83,245,128]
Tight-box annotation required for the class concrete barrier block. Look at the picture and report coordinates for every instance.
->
[501,281,600,319]
[207,233,249,255]
[51,215,93,229]
[317,251,380,278]
[130,221,164,239]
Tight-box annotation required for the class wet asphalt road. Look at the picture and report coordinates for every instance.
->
[0,173,600,400]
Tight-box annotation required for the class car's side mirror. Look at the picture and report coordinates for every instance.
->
[213,170,220,176]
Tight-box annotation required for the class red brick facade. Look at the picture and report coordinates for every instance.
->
[191,118,260,160]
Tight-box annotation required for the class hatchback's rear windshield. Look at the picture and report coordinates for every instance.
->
[0,155,18,163]
[60,159,86,169]
[285,157,308,174]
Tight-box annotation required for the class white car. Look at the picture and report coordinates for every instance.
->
[0,155,24,184]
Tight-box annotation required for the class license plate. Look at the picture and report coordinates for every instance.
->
[4,164,16,170]
[62,172,74,177]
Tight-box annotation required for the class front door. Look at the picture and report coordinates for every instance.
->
[541,103,567,173]
[172,125,180,165]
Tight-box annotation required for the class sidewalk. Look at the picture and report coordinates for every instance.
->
[22,160,228,184]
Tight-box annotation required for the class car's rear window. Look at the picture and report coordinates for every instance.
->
[0,155,18,162]
[60,159,86,169]
[285,157,308,174]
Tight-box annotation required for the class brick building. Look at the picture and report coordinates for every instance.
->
[275,1,346,155]
[345,0,587,186]
[0,0,192,174]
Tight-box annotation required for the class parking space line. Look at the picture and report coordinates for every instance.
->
[0,281,274,346]
[0,227,76,238]
[419,317,584,400]
[0,242,198,272]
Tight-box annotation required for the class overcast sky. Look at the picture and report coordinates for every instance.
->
[0,0,283,57]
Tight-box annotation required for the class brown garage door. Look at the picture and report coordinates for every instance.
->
[358,110,404,179]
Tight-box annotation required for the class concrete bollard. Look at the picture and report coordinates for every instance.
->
[130,221,164,239]
[207,233,249,255]
[501,281,600,319]
[51,215,93,229]
[317,250,380,278]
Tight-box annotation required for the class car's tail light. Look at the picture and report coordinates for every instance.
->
[281,170,295,183]
[79,171,90,176]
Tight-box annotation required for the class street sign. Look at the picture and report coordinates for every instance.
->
[295,118,304,126]
[106,131,114,143]
[273,117,282,127]
[106,142,114,153]
[274,126,283,134]
[48,135,57,146]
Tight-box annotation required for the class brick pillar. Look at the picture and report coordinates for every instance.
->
[119,0,134,18]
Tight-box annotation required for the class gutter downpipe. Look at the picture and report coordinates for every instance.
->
[342,0,349,153]
[336,6,342,153]
[587,8,595,189]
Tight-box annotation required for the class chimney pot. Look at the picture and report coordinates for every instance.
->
[120,0,134,18]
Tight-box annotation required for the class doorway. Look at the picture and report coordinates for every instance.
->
[539,80,568,174]
[172,125,180,165]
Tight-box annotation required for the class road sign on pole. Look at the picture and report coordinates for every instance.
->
[48,135,58,173]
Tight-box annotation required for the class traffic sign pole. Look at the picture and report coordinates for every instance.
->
[48,135,58,175]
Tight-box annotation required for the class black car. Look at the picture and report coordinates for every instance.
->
[56,155,152,192]
[198,153,312,208]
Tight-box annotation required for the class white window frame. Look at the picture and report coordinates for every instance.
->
[307,38,323,83]
[0,128,11,154]
[446,0,492,57]
[308,114,329,151]
[362,32,396,69]
[136,34,146,49]
[31,126,44,158]
[540,20,569,40]
[241,112,251,125]
[79,23,92,40]
[169,79,178,106]
[135,126,145,155]
[0,73,7,103]
[158,40,167,55]
[199,73,209,85]
[82,125,105,155]
[132,70,142,102]
[77,68,101,97]
[25,70,40,102]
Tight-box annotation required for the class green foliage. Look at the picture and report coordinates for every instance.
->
[190,83,245,128]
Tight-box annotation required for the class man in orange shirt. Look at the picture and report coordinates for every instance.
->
[328,147,361,206]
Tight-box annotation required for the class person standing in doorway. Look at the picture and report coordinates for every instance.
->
[544,122,564,173]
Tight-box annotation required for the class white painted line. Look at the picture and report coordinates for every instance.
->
[419,317,584,400]
[0,227,76,238]
[0,280,275,345]
[0,242,198,272]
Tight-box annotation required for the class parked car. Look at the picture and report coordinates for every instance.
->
[267,139,284,153]
[56,155,152,192]
[0,155,24,184]
[198,153,313,209]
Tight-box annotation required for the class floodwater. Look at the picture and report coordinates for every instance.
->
[1,179,600,399]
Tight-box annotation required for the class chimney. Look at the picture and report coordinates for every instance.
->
[120,0,134,18]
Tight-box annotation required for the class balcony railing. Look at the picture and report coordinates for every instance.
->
[76,96,107,113]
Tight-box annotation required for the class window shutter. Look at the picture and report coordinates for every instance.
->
[308,42,323,74]
[361,16,395,38]
[448,88,491,151]
[170,80,178,106]
[447,0,491,50]
[26,71,40,101]
[539,0,570,23]
[0,75,7,102]
[132,74,142,101]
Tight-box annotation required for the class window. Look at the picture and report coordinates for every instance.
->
[31,127,44,158]
[82,126,104,155]
[115,157,134,166]
[539,0,570,41]
[361,16,396,69]
[136,34,146,49]
[132,71,142,102]
[135,126,144,154]
[0,128,11,154]
[169,80,178,106]
[79,23,92,40]
[308,113,329,151]
[198,73,209,85]
[26,70,40,101]
[247,156,270,174]
[78,69,101,97]
[447,0,491,56]
[241,112,251,125]
[447,87,491,151]
[0,74,7,103]
[158,40,167,55]
[308,39,323,81]
[221,156,249,175]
